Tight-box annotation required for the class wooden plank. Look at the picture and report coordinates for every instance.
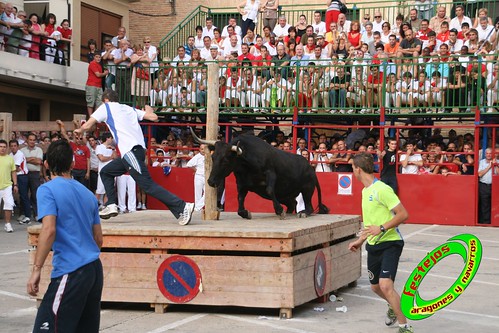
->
[102,235,294,252]
[12,120,81,132]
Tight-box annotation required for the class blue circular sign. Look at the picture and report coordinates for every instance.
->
[339,176,351,189]
[157,255,202,303]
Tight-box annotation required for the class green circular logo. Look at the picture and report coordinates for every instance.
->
[401,233,482,320]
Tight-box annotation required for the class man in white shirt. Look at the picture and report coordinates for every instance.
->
[337,13,351,33]
[272,15,291,39]
[186,144,206,212]
[476,16,496,43]
[223,35,242,57]
[75,89,195,225]
[312,11,327,36]
[9,139,31,224]
[172,45,191,67]
[449,5,472,32]
[111,26,127,48]
[371,11,385,33]
[221,17,242,38]
[399,141,423,174]
[202,16,217,39]
[200,36,212,60]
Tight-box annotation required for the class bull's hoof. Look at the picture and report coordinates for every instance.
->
[238,210,252,219]
[298,212,308,218]
[279,211,286,220]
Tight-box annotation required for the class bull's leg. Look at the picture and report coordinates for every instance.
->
[237,188,252,219]
[301,182,316,216]
[264,170,285,219]
[283,198,296,214]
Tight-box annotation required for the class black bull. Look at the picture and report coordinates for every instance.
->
[192,132,329,219]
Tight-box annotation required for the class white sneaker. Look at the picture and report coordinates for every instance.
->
[137,202,142,210]
[359,109,368,114]
[4,223,13,233]
[17,215,25,222]
[99,204,119,220]
[346,109,355,114]
[165,108,173,112]
[19,217,31,225]
[178,202,195,226]
[141,204,147,210]
[338,109,345,114]
[329,109,337,114]
[487,108,494,113]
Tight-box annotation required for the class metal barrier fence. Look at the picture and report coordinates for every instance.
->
[109,55,499,115]
[158,0,499,62]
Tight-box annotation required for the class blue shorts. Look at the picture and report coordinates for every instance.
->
[366,240,404,285]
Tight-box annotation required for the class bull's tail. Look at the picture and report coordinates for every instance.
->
[315,178,330,214]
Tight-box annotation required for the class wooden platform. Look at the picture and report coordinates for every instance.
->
[27,211,361,318]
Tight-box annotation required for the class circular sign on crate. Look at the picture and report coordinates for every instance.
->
[314,251,327,297]
[339,175,351,189]
[157,255,202,303]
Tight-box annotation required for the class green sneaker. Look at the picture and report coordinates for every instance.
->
[385,304,397,326]
[398,325,414,333]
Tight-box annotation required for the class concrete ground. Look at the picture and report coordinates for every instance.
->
[1,213,499,333]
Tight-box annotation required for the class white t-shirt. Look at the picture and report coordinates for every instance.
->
[399,153,422,174]
[91,102,146,155]
[95,143,114,171]
[10,151,28,175]
[273,24,291,38]
[312,22,327,36]
[186,152,205,177]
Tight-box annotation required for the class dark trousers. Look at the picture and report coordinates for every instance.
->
[478,182,491,224]
[72,169,89,189]
[17,174,32,218]
[100,145,186,218]
[33,259,103,333]
[27,171,41,217]
[241,19,256,39]
[89,170,98,193]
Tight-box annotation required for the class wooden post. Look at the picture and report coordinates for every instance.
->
[0,113,12,142]
[203,63,220,220]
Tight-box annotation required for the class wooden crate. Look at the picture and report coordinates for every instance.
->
[28,212,361,318]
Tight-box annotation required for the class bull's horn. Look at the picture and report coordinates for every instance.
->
[189,127,217,146]
[231,144,243,155]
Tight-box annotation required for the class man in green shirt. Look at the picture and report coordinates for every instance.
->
[0,139,18,233]
[348,152,413,333]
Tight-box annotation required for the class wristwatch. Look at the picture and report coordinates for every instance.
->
[380,225,386,233]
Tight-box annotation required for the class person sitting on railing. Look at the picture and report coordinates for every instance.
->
[202,16,217,39]
[221,16,242,38]
[194,26,204,51]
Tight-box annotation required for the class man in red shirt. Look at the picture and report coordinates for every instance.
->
[58,121,91,189]
[85,53,108,116]
[415,19,432,41]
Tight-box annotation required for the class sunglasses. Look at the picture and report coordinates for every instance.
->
[374,16,381,18]
[364,17,369,20]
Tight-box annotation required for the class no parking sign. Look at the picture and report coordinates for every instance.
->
[338,174,352,195]
[157,255,202,303]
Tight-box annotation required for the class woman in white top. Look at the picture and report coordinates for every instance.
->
[237,0,260,38]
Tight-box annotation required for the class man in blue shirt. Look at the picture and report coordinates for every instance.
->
[27,140,103,333]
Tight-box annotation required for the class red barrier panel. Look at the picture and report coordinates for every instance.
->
[148,167,195,210]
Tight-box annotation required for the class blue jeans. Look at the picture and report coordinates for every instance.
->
[329,89,346,109]
[100,145,186,218]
